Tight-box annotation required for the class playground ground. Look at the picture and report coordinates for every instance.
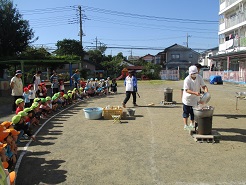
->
[1,80,246,185]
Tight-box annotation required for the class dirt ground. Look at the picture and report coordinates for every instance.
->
[1,80,246,185]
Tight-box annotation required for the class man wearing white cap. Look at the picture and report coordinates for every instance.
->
[182,65,208,130]
[10,70,23,113]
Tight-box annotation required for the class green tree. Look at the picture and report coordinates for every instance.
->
[0,0,35,58]
[101,52,125,78]
[140,62,162,79]
[19,46,51,59]
[55,39,84,57]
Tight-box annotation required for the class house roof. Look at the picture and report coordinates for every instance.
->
[156,43,200,56]
[127,66,144,70]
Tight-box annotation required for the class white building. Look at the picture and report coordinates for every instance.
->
[206,0,246,83]
[218,0,246,54]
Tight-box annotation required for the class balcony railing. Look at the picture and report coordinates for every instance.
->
[223,13,246,29]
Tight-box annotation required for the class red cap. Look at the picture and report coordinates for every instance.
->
[28,84,33,89]
[24,87,29,92]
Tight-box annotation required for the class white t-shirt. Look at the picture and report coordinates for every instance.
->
[182,75,205,106]
[10,76,23,96]
[29,90,36,99]
[125,76,134,91]
[33,75,41,92]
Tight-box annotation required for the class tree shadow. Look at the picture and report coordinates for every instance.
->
[16,154,67,185]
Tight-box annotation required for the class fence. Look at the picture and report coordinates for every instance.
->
[203,70,246,84]
[160,70,179,80]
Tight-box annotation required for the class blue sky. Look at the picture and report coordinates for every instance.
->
[13,0,219,58]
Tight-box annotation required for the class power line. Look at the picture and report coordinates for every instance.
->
[82,5,218,24]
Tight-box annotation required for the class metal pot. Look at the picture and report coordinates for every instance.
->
[199,92,211,104]
[193,106,214,118]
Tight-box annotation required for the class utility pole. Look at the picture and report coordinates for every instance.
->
[95,37,98,50]
[78,5,83,70]
[186,33,191,48]
[78,5,83,48]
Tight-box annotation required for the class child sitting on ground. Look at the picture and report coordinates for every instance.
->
[1,129,17,171]
[39,98,50,119]
[15,98,24,115]
[30,102,41,125]
[51,95,59,111]
[14,112,35,141]
[110,78,118,94]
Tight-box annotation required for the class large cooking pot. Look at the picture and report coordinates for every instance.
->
[199,92,211,104]
[193,106,214,118]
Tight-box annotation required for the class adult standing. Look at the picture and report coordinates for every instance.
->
[122,71,138,108]
[71,69,80,88]
[33,71,42,92]
[182,65,208,130]
[50,70,59,96]
[10,70,23,112]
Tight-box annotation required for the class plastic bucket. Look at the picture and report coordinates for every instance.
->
[83,107,103,120]
[127,108,135,116]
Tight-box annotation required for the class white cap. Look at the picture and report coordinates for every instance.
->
[189,65,198,75]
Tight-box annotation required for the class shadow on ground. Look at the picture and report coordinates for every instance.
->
[214,127,246,143]
[213,114,246,119]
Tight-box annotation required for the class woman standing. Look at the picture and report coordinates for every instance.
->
[10,70,23,112]
[33,71,42,92]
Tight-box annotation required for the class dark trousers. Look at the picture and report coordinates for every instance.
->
[52,88,59,96]
[12,96,23,111]
[123,91,136,105]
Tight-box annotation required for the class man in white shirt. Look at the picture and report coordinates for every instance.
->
[182,65,208,130]
[122,71,138,108]
[10,70,23,112]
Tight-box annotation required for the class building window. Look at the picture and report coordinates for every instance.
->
[189,54,193,58]
[171,54,180,59]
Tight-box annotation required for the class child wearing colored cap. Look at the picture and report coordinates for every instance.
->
[15,98,24,115]
[0,129,17,170]
[28,84,36,105]
[67,91,73,104]
[1,121,13,129]
[30,102,41,125]
[12,113,35,142]
[24,107,37,126]
[39,98,50,118]
[46,96,53,114]
[51,96,58,112]
[23,87,31,108]
[7,128,20,155]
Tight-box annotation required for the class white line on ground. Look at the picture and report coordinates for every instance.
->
[144,99,161,185]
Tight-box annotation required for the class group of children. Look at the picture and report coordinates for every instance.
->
[0,77,118,183]
[0,82,90,179]
[82,77,118,97]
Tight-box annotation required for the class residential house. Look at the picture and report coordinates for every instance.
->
[207,0,246,83]
[155,44,200,70]
[199,47,219,69]
[140,54,155,63]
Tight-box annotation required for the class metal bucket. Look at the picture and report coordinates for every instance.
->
[164,87,173,102]
[127,108,135,116]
